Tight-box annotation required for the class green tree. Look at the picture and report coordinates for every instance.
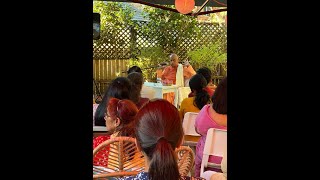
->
[187,41,227,76]
[208,7,227,25]
[128,5,200,81]
[128,47,168,81]
[93,1,136,48]
[140,5,200,53]
[93,1,135,30]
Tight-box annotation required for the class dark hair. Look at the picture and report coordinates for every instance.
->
[211,77,227,114]
[107,98,138,137]
[189,74,210,109]
[94,77,132,126]
[127,72,144,104]
[134,99,183,180]
[196,67,212,84]
[127,66,142,74]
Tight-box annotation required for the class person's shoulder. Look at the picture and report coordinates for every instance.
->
[140,97,149,101]
[182,97,193,103]
[198,104,210,115]
[188,91,195,97]
[202,104,210,110]
[93,135,110,149]
[93,135,109,142]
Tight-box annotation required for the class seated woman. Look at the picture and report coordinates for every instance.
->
[93,77,132,126]
[93,98,139,167]
[127,72,149,109]
[179,74,211,143]
[127,65,156,100]
[194,77,227,177]
[189,67,215,98]
[179,74,211,120]
[116,99,204,180]
[127,65,142,74]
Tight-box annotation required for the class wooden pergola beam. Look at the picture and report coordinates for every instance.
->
[128,0,180,13]
[126,0,227,16]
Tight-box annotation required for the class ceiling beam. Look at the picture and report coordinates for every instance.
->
[99,0,227,7]
[125,0,227,16]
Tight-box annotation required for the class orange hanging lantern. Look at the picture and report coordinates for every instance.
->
[175,0,195,14]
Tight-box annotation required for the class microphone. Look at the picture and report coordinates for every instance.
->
[179,60,191,66]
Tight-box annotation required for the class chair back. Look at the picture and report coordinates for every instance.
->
[182,112,200,137]
[175,146,195,176]
[93,137,197,179]
[93,136,145,179]
[200,128,227,177]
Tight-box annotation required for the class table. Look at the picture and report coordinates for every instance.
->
[143,82,179,107]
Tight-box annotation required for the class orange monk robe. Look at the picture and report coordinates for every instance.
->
[183,65,196,87]
[160,65,196,104]
[183,65,196,80]
[160,66,178,104]
[156,68,164,79]
[161,66,178,84]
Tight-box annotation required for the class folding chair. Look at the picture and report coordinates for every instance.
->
[182,112,200,148]
[200,128,227,177]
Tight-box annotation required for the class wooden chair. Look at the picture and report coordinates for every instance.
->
[93,137,195,179]
[93,136,145,179]
[175,146,195,176]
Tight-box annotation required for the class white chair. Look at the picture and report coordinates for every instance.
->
[182,112,200,147]
[182,112,200,137]
[200,128,227,177]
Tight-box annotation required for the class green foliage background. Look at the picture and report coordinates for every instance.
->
[93,2,227,81]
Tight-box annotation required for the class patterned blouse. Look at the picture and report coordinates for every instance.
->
[113,172,204,180]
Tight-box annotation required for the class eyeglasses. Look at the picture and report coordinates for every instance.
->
[104,113,110,121]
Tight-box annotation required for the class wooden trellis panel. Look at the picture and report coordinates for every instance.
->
[93,21,226,96]
[93,22,226,61]
[93,26,133,60]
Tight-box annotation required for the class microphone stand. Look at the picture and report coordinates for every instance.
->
[93,78,103,104]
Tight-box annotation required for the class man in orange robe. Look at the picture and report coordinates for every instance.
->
[160,54,196,104]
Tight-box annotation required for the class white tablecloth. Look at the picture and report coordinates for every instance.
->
[143,82,180,107]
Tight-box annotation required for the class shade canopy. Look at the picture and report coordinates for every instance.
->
[97,0,227,15]
[102,0,227,7]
